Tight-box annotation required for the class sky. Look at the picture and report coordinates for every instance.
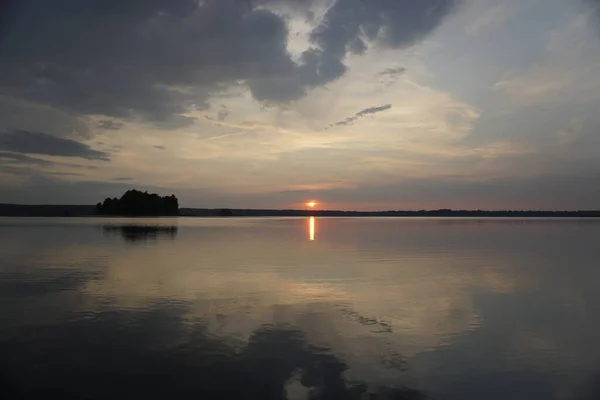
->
[1,0,600,210]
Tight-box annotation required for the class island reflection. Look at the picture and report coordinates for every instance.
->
[102,224,178,243]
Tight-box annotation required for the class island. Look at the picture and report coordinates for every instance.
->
[96,190,179,216]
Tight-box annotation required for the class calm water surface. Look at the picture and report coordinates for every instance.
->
[1,217,599,399]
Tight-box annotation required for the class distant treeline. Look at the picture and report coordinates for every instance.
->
[96,190,179,216]
[180,208,600,218]
[1,204,599,218]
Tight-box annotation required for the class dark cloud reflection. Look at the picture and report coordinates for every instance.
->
[0,303,426,400]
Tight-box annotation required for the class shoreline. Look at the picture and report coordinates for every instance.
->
[1,204,599,218]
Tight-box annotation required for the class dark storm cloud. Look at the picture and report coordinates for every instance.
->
[0,130,110,160]
[242,0,458,101]
[0,0,291,127]
[318,0,458,49]
[0,0,457,132]
[332,104,392,127]
[98,120,125,131]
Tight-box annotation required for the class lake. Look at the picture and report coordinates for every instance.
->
[0,217,599,399]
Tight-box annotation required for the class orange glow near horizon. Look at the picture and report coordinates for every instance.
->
[307,201,317,208]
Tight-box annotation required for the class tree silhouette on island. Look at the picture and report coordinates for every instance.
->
[96,190,179,216]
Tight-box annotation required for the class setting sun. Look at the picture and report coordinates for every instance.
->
[307,201,317,208]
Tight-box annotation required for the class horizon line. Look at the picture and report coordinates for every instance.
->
[1,203,599,214]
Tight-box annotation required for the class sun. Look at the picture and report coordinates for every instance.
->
[307,201,317,208]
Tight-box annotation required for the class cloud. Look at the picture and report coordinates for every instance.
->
[154,145,166,150]
[98,120,125,131]
[493,13,600,107]
[0,96,91,139]
[0,152,50,176]
[250,0,458,102]
[0,151,101,177]
[114,177,132,182]
[465,1,521,35]
[379,67,407,77]
[378,66,407,87]
[586,0,600,18]
[0,0,458,134]
[494,72,572,105]
[0,151,54,166]
[0,176,138,204]
[0,130,110,161]
[268,171,600,210]
[0,151,94,177]
[217,105,230,121]
[0,1,286,128]
[331,104,392,127]
[46,171,86,177]
[555,119,583,145]
[0,166,34,176]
